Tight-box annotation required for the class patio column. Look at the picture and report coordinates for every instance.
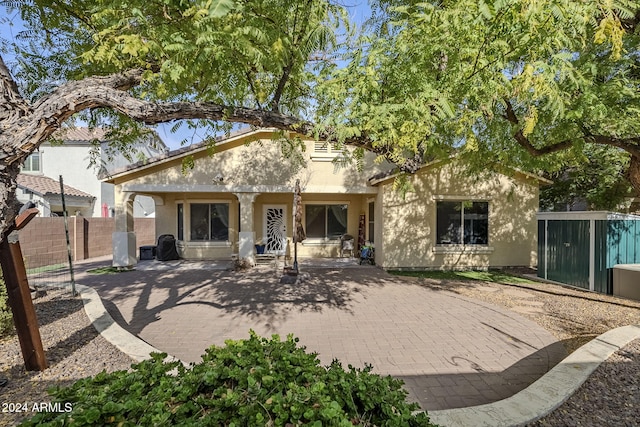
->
[234,192,259,265]
[113,188,137,268]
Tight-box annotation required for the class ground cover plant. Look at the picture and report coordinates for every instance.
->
[390,270,538,285]
[20,332,435,426]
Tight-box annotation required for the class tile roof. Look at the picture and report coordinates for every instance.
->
[17,174,95,199]
[54,127,107,143]
[103,127,259,179]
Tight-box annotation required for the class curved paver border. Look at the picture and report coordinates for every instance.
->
[77,284,169,363]
[426,324,640,427]
[78,281,640,426]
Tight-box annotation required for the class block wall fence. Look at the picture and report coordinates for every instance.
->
[17,217,155,269]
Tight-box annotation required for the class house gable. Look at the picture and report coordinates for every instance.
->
[376,159,540,269]
[105,129,393,195]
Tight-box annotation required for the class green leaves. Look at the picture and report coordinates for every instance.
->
[540,144,633,211]
[21,332,434,426]
[334,0,640,180]
[0,276,14,338]
[5,0,640,192]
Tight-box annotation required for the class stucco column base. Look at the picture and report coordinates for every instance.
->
[113,231,137,268]
[239,231,256,266]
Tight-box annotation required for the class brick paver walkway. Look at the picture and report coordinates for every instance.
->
[76,259,565,411]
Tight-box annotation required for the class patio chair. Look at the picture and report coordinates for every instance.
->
[340,234,355,257]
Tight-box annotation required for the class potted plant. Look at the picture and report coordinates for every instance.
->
[255,238,266,254]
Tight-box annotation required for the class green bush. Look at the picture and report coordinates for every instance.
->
[21,332,435,426]
[0,276,14,338]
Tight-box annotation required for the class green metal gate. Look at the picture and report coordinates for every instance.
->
[539,213,640,294]
[545,220,590,289]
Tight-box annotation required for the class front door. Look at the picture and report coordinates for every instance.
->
[264,205,287,255]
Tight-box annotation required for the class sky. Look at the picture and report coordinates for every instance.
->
[0,1,372,150]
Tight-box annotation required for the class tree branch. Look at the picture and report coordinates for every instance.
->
[587,134,640,158]
[269,0,311,111]
[502,98,573,155]
[0,55,29,121]
[1,67,422,175]
[270,62,293,111]
[503,98,640,159]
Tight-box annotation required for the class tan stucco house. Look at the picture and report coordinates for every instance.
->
[104,128,546,269]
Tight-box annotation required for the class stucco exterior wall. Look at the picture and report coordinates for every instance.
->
[27,142,157,217]
[39,143,102,217]
[111,133,390,260]
[113,136,388,192]
[153,191,369,259]
[378,161,539,269]
[108,132,541,267]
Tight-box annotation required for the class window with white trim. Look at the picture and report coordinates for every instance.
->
[190,203,230,241]
[22,151,41,173]
[436,201,488,245]
[305,204,348,239]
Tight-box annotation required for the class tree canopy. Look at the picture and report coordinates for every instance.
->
[318,0,640,187]
[1,0,640,236]
[540,144,633,211]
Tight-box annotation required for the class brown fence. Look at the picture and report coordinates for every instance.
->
[18,217,156,269]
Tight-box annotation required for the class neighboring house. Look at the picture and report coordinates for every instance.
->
[104,128,548,269]
[18,127,168,217]
[17,173,96,217]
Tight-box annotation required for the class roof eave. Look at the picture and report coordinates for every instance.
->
[102,127,279,183]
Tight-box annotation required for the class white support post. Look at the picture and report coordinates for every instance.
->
[113,188,137,268]
[234,192,260,265]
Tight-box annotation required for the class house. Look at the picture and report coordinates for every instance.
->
[16,173,96,217]
[104,128,547,269]
[18,127,168,217]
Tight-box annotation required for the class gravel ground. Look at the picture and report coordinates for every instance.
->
[404,270,640,426]
[0,289,135,427]
[532,338,640,427]
[1,271,639,426]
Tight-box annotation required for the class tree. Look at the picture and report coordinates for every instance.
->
[0,0,350,237]
[540,144,633,211]
[4,0,639,238]
[316,0,640,195]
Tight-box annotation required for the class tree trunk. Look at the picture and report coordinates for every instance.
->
[0,163,21,239]
[628,155,640,197]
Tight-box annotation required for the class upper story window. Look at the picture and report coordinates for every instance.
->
[22,151,42,173]
[436,201,488,245]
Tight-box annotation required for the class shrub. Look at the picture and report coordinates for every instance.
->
[0,276,14,338]
[21,332,436,426]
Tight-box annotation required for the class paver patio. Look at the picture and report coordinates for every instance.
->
[75,258,566,411]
